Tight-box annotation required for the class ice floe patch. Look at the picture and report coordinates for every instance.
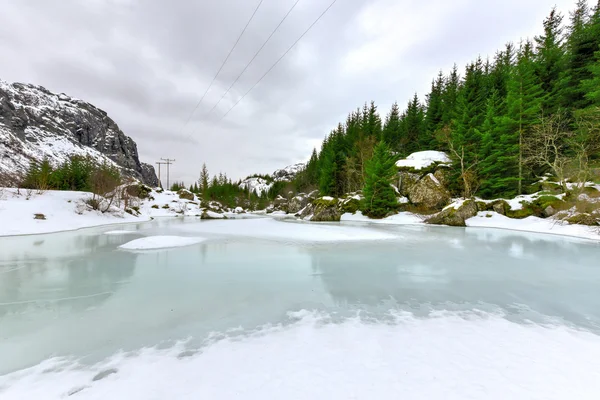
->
[119,236,205,250]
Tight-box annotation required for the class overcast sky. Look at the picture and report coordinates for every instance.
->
[0,0,584,183]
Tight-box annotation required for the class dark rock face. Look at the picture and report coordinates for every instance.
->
[0,79,158,185]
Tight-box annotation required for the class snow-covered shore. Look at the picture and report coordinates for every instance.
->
[0,187,598,241]
[341,211,600,242]
[0,189,151,236]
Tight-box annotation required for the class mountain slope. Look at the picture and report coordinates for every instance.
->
[0,79,158,186]
[239,162,306,195]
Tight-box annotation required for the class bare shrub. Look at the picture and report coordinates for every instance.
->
[90,162,121,213]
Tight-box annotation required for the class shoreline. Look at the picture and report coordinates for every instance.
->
[0,211,598,243]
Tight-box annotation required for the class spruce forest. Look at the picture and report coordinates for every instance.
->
[292,1,600,202]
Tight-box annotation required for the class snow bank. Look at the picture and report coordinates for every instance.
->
[119,236,205,250]
[395,151,451,170]
[466,212,599,241]
[103,230,137,235]
[0,189,148,237]
[341,211,423,225]
[2,310,599,400]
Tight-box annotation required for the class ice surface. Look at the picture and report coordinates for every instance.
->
[119,236,205,250]
[103,230,137,235]
[395,150,451,170]
[179,218,397,242]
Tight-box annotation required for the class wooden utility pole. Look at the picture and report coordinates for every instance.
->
[161,158,175,189]
[156,161,168,188]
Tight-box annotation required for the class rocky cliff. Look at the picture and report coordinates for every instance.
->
[0,79,158,186]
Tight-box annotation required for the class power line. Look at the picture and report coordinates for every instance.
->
[205,0,301,116]
[155,161,168,188]
[178,0,264,135]
[219,0,338,121]
[161,158,175,189]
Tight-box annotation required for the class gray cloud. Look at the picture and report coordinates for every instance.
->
[0,0,583,184]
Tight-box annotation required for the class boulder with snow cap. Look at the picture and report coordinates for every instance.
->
[426,199,478,227]
[288,194,309,214]
[310,196,341,222]
[177,189,195,201]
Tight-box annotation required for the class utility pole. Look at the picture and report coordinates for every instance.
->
[156,161,168,188]
[161,158,175,190]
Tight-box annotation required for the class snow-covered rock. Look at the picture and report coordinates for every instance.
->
[0,79,158,185]
[396,151,451,171]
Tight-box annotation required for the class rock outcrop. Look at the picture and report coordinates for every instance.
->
[408,173,451,210]
[311,197,341,222]
[178,189,195,201]
[0,79,158,186]
[426,199,478,227]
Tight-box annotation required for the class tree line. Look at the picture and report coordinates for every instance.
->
[294,1,600,202]
[171,163,293,209]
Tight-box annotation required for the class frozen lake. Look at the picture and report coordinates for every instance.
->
[1,217,599,399]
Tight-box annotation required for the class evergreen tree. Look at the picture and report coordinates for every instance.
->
[199,163,209,196]
[452,59,487,167]
[582,49,600,106]
[404,93,425,153]
[424,72,444,142]
[363,141,398,218]
[441,64,461,127]
[362,101,382,138]
[382,102,402,151]
[534,8,565,113]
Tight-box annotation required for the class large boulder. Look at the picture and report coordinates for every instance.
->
[426,199,478,227]
[566,213,598,226]
[178,189,195,201]
[396,171,420,197]
[408,173,451,210]
[200,210,227,220]
[272,195,288,212]
[340,195,362,214]
[288,194,309,214]
[310,197,341,222]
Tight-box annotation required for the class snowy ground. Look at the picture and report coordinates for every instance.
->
[0,189,149,236]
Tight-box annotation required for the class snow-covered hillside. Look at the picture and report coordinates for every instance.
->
[239,162,306,195]
[0,79,158,185]
[273,163,305,182]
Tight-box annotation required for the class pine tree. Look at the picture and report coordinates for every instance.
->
[424,72,444,142]
[534,8,565,113]
[582,49,600,106]
[319,141,336,196]
[362,101,382,138]
[452,59,487,167]
[199,163,209,197]
[404,93,425,153]
[382,102,402,152]
[560,0,598,111]
[504,40,545,195]
[363,141,398,218]
[441,64,460,127]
